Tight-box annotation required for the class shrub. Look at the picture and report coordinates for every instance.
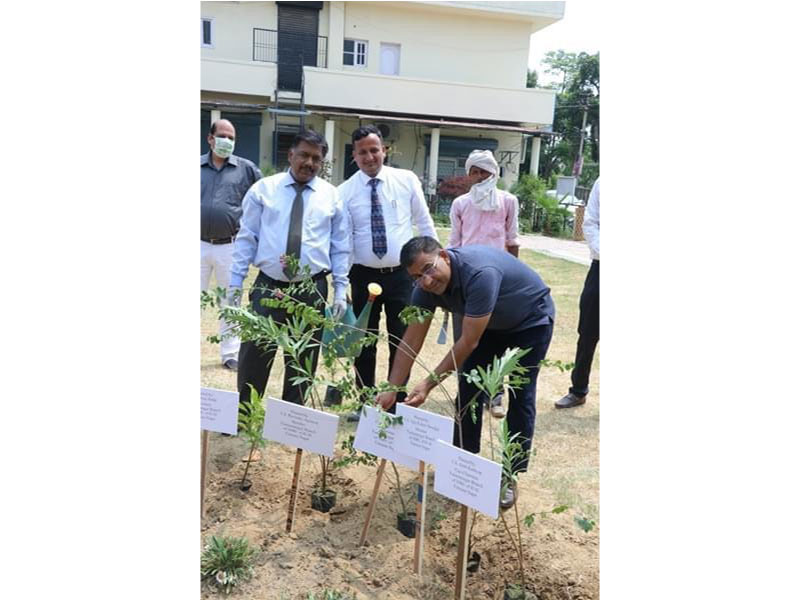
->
[201,536,256,594]
[431,212,451,227]
[511,174,571,236]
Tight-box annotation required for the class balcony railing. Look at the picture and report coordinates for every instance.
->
[252,28,328,68]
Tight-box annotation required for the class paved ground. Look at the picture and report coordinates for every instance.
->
[440,227,591,266]
[516,232,592,266]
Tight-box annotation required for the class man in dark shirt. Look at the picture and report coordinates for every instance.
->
[201,118,262,370]
[376,236,555,509]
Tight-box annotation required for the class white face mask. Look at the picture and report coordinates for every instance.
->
[212,137,235,159]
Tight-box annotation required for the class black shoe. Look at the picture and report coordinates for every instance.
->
[223,358,239,371]
[346,410,361,423]
[554,392,586,409]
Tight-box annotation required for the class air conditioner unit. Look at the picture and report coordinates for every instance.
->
[375,123,393,140]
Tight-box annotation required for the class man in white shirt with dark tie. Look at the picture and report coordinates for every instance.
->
[229,130,349,420]
[338,125,438,417]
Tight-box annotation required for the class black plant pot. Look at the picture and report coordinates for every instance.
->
[323,386,342,407]
[239,479,252,492]
[311,489,337,513]
[466,551,481,573]
[396,512,417,538]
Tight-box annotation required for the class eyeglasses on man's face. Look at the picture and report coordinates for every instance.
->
[412,255,440,284]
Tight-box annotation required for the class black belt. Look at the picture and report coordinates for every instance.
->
[258,269,330,287]
[355,264,403,274]
[201,235,236,245]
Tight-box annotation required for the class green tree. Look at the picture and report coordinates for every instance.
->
[537,51,599,187]
[526,69,538,88]
[542,50,579,93]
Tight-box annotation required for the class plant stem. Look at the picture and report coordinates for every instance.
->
[241,442,255,487]
[513,496,526,589]
[467,509,478,555]
[499,511,523,584]
[390,462,407,516]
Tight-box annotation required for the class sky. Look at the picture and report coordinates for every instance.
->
[527,1,600,86]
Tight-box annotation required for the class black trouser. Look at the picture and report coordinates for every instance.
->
[455,323,553,474]
[451,313,502,404]
[237,271,327,417]
[570,259,599,396]
[349,264,411,405]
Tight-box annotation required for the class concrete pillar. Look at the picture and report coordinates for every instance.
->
[427,128,440,196]
[260,109,272,169]
[529,136,542,178]
[328,2,345,71]
[529,136,541,178]
[324,119,336,182]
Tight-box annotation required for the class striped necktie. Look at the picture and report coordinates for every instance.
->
[284,182,306,278]
[369,178,387,259]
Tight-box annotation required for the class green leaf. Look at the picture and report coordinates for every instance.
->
[575,516,596,533]
[523,513,535,527]
[552,504,569,514]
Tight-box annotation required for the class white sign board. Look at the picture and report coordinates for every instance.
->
[353,406,418,470]
[433,440,502,519]
[556,175,577,198]
[394,404,454,466]
[200,387,239,435]
[262,397,339,457]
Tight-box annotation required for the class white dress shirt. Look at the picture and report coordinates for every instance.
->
[339,165,437,268]
[583,178,599,261]
[230,171,350,298]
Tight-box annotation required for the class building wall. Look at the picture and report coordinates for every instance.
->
[332,2,532,88]
[201,2,277,63]
[200,1,558,184]
[203,1,538,90]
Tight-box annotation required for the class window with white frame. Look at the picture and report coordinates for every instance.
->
[201,18,214,48]
[343,39,367,67]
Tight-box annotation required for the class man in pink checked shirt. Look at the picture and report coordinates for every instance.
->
[447,149,521,418]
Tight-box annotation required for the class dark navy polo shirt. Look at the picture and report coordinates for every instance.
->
[410,246,555,333]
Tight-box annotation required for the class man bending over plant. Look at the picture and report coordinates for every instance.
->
[375,236,555,510]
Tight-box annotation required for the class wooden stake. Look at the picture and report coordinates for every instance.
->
[285,448,303,533]
[359,458,387,546]
[201,430,209,518]
[413,460,428,575]
[453,505,470,600]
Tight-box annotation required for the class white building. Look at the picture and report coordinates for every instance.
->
[201,1,564,197]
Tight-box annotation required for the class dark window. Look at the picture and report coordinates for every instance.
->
[343,39,367,67]
[202,19,212,46]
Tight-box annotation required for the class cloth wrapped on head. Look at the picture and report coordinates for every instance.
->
[465,149,500,211]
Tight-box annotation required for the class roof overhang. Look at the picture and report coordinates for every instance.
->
[200,100,555,136]
[310,109,554,136]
